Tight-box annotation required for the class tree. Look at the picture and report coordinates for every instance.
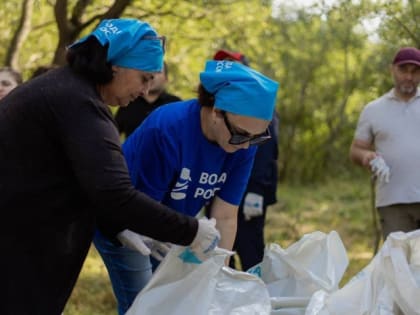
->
[52,0,132,65]
[3,0,34,70]
[376,0,420,47]
[268,0,374,181]
[1,0,415,183]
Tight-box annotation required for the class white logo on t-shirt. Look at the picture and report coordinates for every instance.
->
[170,168,227,201]
[170,168,191,200]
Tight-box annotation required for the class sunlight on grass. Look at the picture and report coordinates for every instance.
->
[65,177,381,313]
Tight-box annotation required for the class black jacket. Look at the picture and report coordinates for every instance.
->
[0,66,196,315]
[246,113,279,206]
[115,92,181,137]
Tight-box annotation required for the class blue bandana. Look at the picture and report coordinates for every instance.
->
[71,18,164,72]
[199,61,279,121]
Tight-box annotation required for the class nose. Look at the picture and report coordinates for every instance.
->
[403,71,413,80]
[139,86,149,97]
[141,81,153,96]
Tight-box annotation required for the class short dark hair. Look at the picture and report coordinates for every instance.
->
[162,61,169,78]
[66,36,113,84]
[30,64,59,79]
[0,67,23,85]
[197,84,215,108]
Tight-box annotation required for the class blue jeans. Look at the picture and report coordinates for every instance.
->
[93,229,153,315]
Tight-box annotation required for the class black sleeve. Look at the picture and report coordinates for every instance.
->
[57,96,197,245]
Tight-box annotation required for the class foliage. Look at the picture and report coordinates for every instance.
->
[64,247,116,315]
[374,0,420,47]
[0,0,417,183]
[0,2,416,313]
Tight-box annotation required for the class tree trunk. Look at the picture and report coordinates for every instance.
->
[4,0,34,70]
[52,0,132,65]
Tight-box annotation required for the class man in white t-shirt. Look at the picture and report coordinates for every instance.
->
[350,47,420,239]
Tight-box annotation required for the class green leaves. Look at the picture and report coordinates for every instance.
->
[0,0,416,182]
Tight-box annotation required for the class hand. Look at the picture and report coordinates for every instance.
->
[143,236,171,261]
[189,217,220,260]
[117,229,171,261]
[369,156,390,183]
[362,151,377,168]
[243,192,264,221]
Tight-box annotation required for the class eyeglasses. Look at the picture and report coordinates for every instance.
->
[142,35,166,53]
[222,111,271,146]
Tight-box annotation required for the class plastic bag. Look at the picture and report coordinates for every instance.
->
[247,231,348,315]
[126,246,271,315]
[305,229,420,315]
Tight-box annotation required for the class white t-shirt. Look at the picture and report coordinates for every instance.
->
[354,88,420,207]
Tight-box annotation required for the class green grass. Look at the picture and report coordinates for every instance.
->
[64,247,117,315]
[64,176,380,314]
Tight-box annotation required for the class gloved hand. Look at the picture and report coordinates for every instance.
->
[117,229,171,261]
[369,156,390,183]
[189,217,220,261]
[243,192,264,221]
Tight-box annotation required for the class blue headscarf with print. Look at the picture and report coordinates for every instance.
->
[199,61,279,121]
[71,18,164,72]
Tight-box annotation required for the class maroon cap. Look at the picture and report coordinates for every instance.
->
[392,47,420,66]
[213,49,250,66]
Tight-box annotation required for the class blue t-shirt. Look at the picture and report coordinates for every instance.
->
[122,99,257,217]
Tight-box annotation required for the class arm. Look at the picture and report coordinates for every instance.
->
[57,94,197,245]
[349,138,377,169]
[208,196,238,251]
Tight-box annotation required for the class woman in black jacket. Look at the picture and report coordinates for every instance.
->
[0,18,219,315]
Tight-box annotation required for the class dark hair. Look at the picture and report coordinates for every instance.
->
[66,36,113,84]
[30,64,59,79]
[0,67,23,85]
[197,84,215,108]
[162,61,169,78]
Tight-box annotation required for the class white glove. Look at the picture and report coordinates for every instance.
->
[243,192,264,221]
[117,229,171,261]
[369,156,390,183]
[190,217,220,260]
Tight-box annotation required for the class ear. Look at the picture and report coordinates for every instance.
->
[111,65,120,75]
[213,109,224,120]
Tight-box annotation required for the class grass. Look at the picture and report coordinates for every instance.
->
[64,176,380,314]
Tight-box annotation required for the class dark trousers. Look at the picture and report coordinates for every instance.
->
[378,203,420,240]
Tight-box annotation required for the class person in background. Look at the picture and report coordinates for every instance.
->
[94,60,279,314]
[208,49,279,271]
[349,47,420,240]
[115,61,181,138]
[0,18,220,315]
[0,67,22,100]
[213,49,250,67]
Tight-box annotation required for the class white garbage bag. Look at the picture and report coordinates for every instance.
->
[247,231,348,315]
[305,229,420,315]
[126,246,271,315]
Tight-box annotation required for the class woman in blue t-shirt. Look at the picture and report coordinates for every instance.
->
[94,60,279,315]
